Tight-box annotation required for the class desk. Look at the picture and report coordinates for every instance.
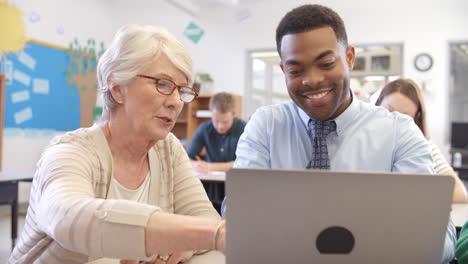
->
[196,171,225,213]
[196,171,226,182]
[451,203,468,228]
[186,251,225,264]
[0,173,33,249]
[86,251,225,264]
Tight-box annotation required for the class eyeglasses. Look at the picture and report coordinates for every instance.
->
[136,75,198,103]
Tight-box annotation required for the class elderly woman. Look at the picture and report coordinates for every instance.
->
[9,25,225,264]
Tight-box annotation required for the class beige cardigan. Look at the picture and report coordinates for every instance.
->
[9,125,220,264]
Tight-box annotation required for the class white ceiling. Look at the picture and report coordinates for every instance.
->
[166,0,261,22]
[192,0,239,7]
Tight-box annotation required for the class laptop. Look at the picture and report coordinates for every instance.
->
[226,169,454,264]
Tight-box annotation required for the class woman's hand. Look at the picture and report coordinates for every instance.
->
[120,251,193,264]
[120,260,139,264]
[193,156,210,173]
[215,223,226,255]
[154,251,193,264]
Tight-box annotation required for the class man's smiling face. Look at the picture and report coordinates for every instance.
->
[280,26,355,120]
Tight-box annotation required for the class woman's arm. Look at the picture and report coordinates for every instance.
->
[431,143,468,203]
[440,168,468,203]
[144,212,225,256]
[35,143,158,260]
[37,138,224,261]
[193,159,234,172]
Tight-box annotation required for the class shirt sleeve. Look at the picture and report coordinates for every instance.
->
[233,108,272,169]
[186,123,206,160]
[170,134,221,219]
[391,116,434,174]
[431,142,453,174]
[441,217,456,264]
[456,221,468,264]
[35,143,159,260]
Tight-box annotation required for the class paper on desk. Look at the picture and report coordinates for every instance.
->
[195,110,212,118]
[210,171,225,176]
[86,258,120,264]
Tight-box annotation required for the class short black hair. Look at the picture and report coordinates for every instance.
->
[276,4,348,55]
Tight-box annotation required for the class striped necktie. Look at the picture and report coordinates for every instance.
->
[307,119,337,170]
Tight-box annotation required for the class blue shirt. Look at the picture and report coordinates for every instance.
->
[231,98,455,263]
[186,118,246,162]
[234,98,433,172]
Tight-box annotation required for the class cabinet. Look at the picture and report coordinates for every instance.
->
[172,94,242,145]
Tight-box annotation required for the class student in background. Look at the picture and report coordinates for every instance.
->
[187,92,246,172]
[9,24,225,264]
[376,78,467,203]
[228,4,456,263]
[456,222,468,263]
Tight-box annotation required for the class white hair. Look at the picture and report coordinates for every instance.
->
[97,24,194,120]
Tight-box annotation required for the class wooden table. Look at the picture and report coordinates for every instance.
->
[0,172,34,249]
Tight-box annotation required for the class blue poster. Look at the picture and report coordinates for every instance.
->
[4,40,100,131]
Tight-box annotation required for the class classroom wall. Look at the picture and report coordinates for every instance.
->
[110,0,246,95]
[451,47,468,122]
[3,0,114,201]
[339,0,467,155]
[13,0,114,47]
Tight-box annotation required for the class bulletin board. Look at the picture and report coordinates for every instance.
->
[4,39,102,132]
[0,75,5,169]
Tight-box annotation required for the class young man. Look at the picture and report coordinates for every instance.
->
[229,4,455,263]
[187,92,246,172]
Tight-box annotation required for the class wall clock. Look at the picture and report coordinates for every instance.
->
[414,53,433,72]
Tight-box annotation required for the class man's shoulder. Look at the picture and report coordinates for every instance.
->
[200,119,213,127]
[359,102,414,126]
[234,117,247,128]
[197,119,214,131]
[252,101,298,120]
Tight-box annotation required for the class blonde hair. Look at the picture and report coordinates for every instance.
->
[375,78,428,138]
[97,24,194,120]
[209,92,236,113]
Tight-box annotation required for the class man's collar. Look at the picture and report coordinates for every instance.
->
[334,92,359,135]
[214,118,237,136]
[297,90,359,136]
